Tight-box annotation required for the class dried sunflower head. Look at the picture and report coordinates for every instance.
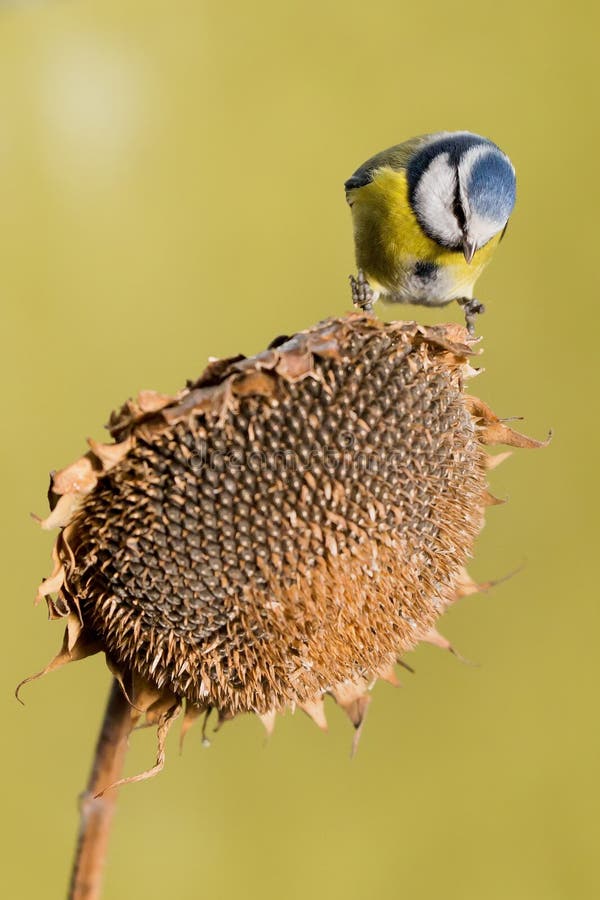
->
[21,313,545,779]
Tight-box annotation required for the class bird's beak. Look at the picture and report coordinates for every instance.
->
[462,238,476,264]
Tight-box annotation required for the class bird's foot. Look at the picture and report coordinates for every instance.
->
[350,270,378,313]
[457,297,486,335]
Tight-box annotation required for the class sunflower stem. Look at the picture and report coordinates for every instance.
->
[69,679,133,900]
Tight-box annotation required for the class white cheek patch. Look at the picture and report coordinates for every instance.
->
[413,153,463,248]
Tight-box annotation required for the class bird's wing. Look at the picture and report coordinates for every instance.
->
[344,134,435,198]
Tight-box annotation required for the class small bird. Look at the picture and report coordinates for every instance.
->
[345,131,516,332]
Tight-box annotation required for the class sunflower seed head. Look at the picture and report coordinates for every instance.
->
[23,313,545,767]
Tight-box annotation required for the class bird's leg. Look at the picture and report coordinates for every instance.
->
[349,270,379,313]
[457,297,486,335]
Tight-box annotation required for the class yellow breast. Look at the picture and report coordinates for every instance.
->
[349,167,501,301]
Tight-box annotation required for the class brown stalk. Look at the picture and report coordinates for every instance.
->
[69,679,133,900]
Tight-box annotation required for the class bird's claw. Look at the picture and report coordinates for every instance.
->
[457,298,486,335]
[350,270,378,313]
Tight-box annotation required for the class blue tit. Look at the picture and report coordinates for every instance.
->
[345,131,516,331]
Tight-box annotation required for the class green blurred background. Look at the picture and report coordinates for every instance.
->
[2,1,597,898]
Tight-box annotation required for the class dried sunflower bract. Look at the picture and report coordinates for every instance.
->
[21,313,546,780]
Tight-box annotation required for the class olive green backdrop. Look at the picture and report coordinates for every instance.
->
[2,1,597,898]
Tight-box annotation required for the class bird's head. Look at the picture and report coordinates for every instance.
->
[407,132,516,262]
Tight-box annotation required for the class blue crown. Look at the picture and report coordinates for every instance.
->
[466,151,516,223]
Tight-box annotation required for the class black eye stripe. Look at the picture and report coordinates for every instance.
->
[453,181,466,231]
